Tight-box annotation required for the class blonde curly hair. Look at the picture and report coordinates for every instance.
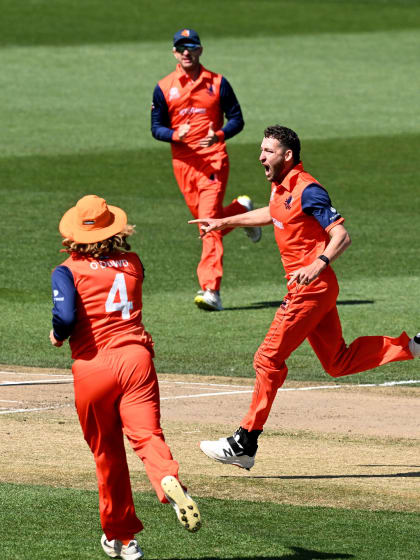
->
[62,225,136,258]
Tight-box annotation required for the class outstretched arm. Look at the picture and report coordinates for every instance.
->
[287,224,351,288]
[189,206,272,235]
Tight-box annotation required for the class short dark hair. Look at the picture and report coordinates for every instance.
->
[264,125,301,164]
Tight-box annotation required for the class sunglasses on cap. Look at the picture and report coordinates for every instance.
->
[174,44,200,53]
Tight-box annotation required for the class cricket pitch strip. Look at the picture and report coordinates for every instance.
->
[0,365,419,513]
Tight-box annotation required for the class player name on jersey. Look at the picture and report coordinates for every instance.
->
[89,259,129,270]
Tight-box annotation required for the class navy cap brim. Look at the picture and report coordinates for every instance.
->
[174,42,201,48]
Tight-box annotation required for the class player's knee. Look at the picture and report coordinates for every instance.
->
[253,352,287,383]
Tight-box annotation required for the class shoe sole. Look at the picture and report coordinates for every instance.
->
[194,295,222,311]
[199,441,254,470]
[161,476,202,532]
[121,548,144,560]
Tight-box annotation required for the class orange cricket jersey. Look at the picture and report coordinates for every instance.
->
[58,251,153,359]
[158,64,227,162]
[269,163,344,275]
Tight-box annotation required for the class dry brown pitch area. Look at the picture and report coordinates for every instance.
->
[1,364,419,513]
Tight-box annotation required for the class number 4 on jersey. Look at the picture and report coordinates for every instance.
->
[105,273,133,319]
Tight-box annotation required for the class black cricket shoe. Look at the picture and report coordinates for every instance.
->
[199,427,262,470]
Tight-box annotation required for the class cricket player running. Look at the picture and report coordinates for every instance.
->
[191,125,420,470]
[151,28,262,311]
[49,195,201,560]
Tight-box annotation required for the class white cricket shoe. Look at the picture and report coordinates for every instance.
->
[409,333,420,357]
[161,475,202,533]
[200,431,256,471]
[194,289,223,311]
[101,534,144,560]
[237,195,262,243]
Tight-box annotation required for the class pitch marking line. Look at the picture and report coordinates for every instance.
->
[0,405,69,415]
[0,379,73,386]
[160,379,420,401]
[0,370,418,413]
[0,371,71,377]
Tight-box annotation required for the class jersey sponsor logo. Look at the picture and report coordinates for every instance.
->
[270,186,277,201]
[169,87,180,101]
[90,259,129,270]
[284,195,293,210]
[329,207,341,221]
[179,107,206,116]
[53,289,64,302]
[272,218,284,230]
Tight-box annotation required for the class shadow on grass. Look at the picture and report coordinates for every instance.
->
[223,300,374,311]
[164,546,354,559]
[248,471,420,480]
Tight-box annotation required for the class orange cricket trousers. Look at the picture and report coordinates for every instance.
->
[72,344,180,541]
[241,268,413,431]
[173,154,247,291]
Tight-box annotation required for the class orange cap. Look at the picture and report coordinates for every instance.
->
[59,195,127,243]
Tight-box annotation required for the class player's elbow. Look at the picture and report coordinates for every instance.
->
[343,231,351,249]
[237,117,245,133]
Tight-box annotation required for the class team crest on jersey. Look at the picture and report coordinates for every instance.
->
[284,196,293,210]
[169,87,180,101]
[207,84,215,96]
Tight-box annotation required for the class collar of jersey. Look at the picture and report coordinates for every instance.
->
[175,64,211,85]
[273,162,304,192]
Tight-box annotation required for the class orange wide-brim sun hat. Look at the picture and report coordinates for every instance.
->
[59,194,128,244]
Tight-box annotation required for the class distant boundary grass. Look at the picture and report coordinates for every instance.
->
[1,0,419,47]
[1,482,419,559]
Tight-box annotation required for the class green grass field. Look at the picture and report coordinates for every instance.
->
[1,483,419,560]
[1,1,419,558]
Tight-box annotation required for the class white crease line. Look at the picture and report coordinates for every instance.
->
[0,371,70,377]
[350,380,420,387]
[159,380,251,388]
[0,379,73,386]
[280,385,344,392]
[161,389,254,400]
[0,405,67,415]
[0,399,24,403]
[159,379,420,390]
[160,380,420,401]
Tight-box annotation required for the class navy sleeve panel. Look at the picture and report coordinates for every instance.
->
[151,85,174,142]
[220,77,244,140]
[51,265,77,341]
[301,183,342,230]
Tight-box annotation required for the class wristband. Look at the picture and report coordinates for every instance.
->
[318,254,330,266]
